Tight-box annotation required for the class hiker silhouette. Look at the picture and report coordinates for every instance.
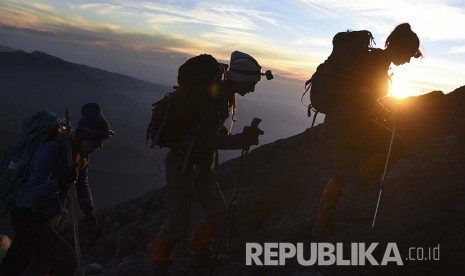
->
[0,103,113,275]
[149,51,271,275]
[311,23,423,238]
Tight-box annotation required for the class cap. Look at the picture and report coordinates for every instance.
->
[75,103,114,140]
[226,51,262,82]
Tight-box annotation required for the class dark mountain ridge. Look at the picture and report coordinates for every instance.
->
[0,45,24,53]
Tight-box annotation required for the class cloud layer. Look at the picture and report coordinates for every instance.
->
[1,0,465,93]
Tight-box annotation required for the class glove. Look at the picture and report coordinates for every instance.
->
[58,165,79,188]
[83,206,98,227]
[240,126,264,148]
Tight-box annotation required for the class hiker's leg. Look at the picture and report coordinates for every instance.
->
[190,170,228,266]
[357,119,404,183]
[152,150,195,266]
[312,138,357,237]
[0,209,34,275]
[332,137,360,184]
[315,178,345,222]
[0,208,76,275]
[196,170,227,232]
[30,224,76,275]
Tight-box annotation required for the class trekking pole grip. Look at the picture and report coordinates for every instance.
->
[250,118,261,128]
[244,118,262,153]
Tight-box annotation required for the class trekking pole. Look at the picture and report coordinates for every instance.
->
[372,108,398,229]
[226,151,247,247]
[64,109,84,276]
[209,118,261,276]
[227,118,261,246]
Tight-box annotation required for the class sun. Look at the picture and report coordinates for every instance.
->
[390,79,414,98]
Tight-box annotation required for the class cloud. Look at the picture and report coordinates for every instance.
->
[39,1,307,78]
[31,2,56,13]
[2,0,464,92]
[200,27,258,42]
[449,46,465,53]
[74,1,280,33]
[77,2,137,17]
[0,22,197,55]
[129,1,270,31]
[293,37,331,47]
[0,1,297,65]
[298,0,465,41]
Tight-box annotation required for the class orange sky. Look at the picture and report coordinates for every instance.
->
[1,0,465,97]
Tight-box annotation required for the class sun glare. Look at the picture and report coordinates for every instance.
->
[390,79,414,98]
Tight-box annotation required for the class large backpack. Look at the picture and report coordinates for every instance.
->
[303,30,374,126]
[146,54,228,149]
[0,111,65,210]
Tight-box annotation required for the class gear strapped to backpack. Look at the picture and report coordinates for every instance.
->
[146,54,228,149]
[303,30,375,127]
[0,111,65,212]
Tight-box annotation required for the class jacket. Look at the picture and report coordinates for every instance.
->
[177,82,245,170]
[15,140,94,220]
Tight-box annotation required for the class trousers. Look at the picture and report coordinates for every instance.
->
[159,150,228,244]
[0,208,76,276]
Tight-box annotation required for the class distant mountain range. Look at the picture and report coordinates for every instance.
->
[0,47,170,209]
[0,45,24,53]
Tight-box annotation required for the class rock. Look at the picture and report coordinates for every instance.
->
[84,263,103,274]
[0,235,12,261]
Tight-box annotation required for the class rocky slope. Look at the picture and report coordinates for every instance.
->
[62,87,465,275]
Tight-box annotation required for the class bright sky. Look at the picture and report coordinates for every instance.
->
[1,0,465,97]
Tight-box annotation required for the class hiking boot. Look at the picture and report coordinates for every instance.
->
[311,178,344,238]
[151,235,175,275]
[188,219,226,270]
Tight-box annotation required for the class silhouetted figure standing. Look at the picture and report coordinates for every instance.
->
[312,23,423,238]
[150,51,269,275]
